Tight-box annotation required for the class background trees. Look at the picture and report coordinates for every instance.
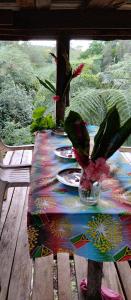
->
[0,40,130,145]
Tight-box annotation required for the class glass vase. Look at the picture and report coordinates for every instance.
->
[78,169,100,205]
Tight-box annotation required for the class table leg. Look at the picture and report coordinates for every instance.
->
[86,259,103,300]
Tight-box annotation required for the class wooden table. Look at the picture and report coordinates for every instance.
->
[28,131,131,299]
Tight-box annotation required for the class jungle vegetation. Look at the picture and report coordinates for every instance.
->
[0,40,131,145]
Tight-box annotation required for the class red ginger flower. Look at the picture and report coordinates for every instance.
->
[80,158,110,191]
[73,148,89,168]
[72,63,84,78]
[85,158,110,182]
[52,95,60,102]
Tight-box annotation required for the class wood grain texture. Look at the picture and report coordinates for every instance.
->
[36,0,52,8]
[56,36,70,124]
[57,253,72,300]
[7,189,32,300]
[116,262,131,300]
[0,1,129,11]
[0,187,27,300]
[102,262,125,300]
[32,255,54,300]
[74,255,88,300]
[17,0,34,7]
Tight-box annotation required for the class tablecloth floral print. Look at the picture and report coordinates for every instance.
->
[27,131,131,261]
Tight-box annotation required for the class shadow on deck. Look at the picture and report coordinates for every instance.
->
[0,148,131,300]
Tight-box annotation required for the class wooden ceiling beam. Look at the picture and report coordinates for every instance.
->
[0,28,131,40]
[0,9,131,39]
[12,9,131,28]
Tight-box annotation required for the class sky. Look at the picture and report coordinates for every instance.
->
[29,39,92,51]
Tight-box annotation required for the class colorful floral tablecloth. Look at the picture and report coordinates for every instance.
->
[27,131,131,261]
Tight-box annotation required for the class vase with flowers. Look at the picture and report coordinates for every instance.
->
[64,108,131,205]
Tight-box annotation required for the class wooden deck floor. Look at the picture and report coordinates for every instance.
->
[0,149,131,300]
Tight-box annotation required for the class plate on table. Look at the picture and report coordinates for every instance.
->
[57,168,81,187]
[52,128,67,136]
[54,146,75,159]
[113,190,131,206]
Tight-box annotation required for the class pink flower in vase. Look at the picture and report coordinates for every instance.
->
[81,158,110,190]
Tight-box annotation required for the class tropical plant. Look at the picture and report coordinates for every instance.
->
[66,88,131,127]
[37,52,84,102]
[64,108,131,164]
[30,106,55,133]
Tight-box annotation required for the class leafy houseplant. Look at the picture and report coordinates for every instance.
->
[64,107,131,204]
[30,106,55,133]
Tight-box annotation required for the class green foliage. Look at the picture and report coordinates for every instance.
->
[66,88,131,127]
[64,108,131,163]
[64,111,90,155]
[30,106,55,133]
[92,107,131,160]
[2,121,33,145]
[92,106,120,160]
[37,77,56,94]
[0,40,131,146]
[66,89,108,125]
[80,41,105,59]
[0,84,33,128]
[64,111,90,166]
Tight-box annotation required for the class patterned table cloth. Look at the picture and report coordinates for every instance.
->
[27,131,131,261]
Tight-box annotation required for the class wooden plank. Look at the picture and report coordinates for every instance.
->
[0,187,27,300]
[57,253,72,300]
[17,0,34,7]
[0,181,6,219]
[3,151,14,165]
[0,149,31,234]
[32,255,54,300]
[0,151,14,216]
[36,0,52,8]
[0,188,14,236]
[116,262,131,300]
[102,262,125,300]
[0,150,23,233]
[7,188,32,300]
[88,0,125,9]
[22,150,32,165]
[4,9,131,29]
[74,255,87,300]
[10,150,23,165]
[51,0,81,9]
[120,147,131,152]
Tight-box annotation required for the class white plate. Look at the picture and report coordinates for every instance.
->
[52,129,67,136]
[54,146,75,159]
[56,168,81,187]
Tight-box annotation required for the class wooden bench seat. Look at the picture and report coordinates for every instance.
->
[0,148,131,300]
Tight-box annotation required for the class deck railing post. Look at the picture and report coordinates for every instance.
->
[56,34,70,126]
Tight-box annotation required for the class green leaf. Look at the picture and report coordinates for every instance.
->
[45,80,56,93]
[105,117,131,159]
[37,77,54,93]
[91,106,120,160]
[32,107,46,120]
[64,110,90,158]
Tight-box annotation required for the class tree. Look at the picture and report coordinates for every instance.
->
[80,41,105,59]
